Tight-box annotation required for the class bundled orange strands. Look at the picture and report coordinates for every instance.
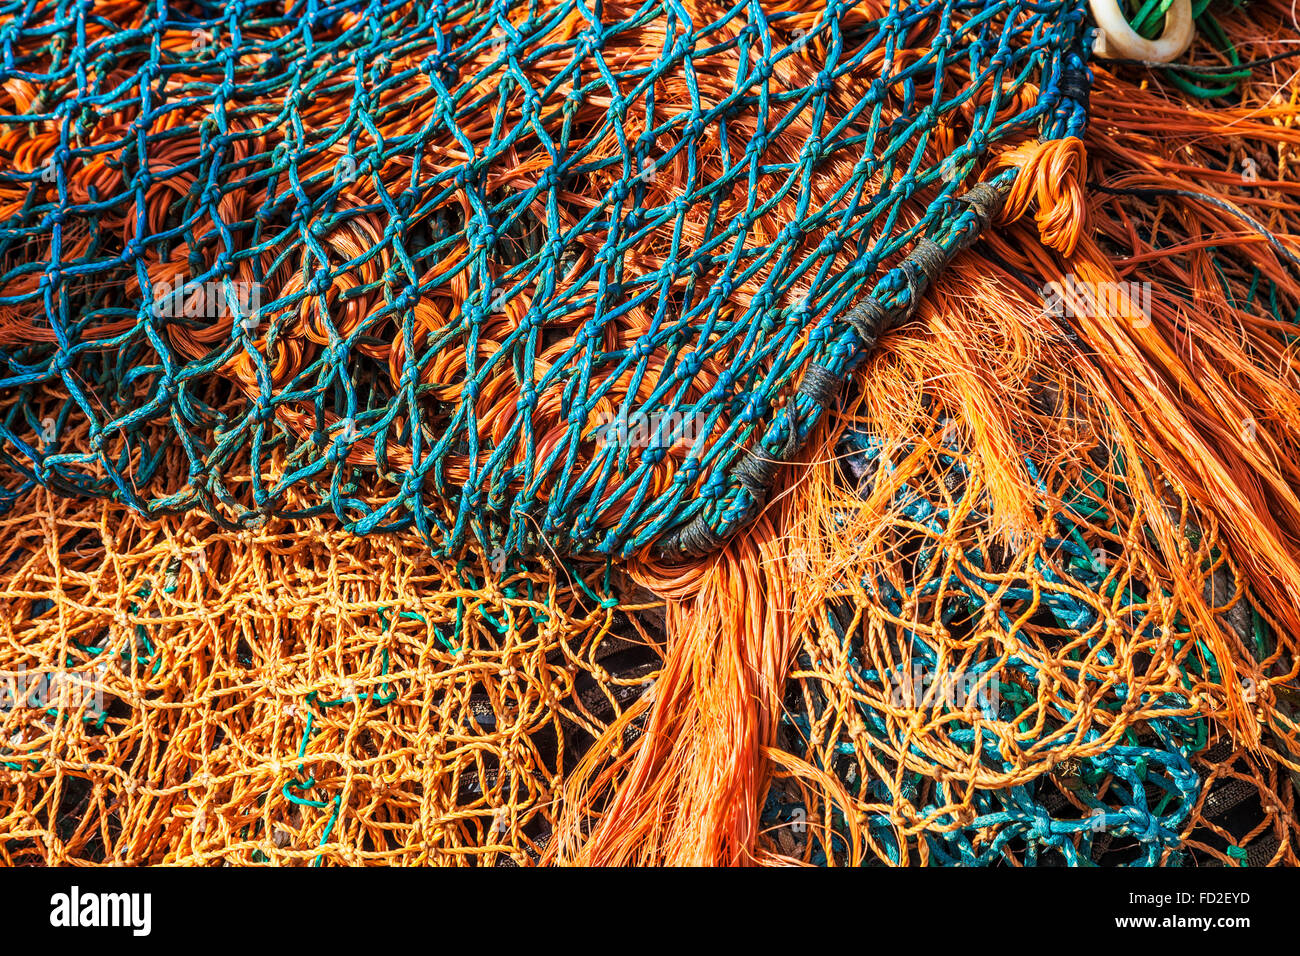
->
[553,518,794,864]
[745,2,1300,864]
[2,0,1300,870]
[761,256,1300,864]
[559,2,1300,864]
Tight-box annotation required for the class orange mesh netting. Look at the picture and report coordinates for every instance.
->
[0,485,666,865]
[745,0,1300,866]
[2,0,1300,867]
[551,0,1300,864]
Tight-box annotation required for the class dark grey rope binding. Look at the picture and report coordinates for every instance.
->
[658,178,1012,559]
[1058,65,1091,113]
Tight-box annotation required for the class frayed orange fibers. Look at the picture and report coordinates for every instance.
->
[2,0,1300,868]
[551,1,1300,866]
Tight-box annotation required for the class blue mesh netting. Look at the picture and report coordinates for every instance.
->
[0,0,1089,556]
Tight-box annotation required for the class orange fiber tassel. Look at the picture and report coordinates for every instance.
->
[553,514,795,865]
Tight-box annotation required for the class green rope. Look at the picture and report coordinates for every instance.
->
[1122,0,1251,98]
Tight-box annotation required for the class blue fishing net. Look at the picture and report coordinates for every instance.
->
[0,0,1091,557]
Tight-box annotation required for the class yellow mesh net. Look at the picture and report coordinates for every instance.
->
[0,488,664,865]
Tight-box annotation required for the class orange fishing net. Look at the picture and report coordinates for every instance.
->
[0,484,665,865]
[764,331,1300,864]
[3,0,1300,868]
[2,452,1295,865]
[549,1,1300,864]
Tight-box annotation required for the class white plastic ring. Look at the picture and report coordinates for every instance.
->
[1088,0,1195,63]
